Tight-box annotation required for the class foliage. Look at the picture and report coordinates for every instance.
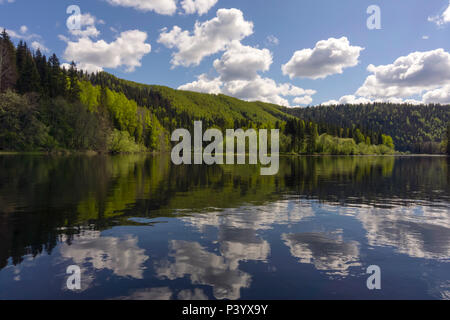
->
[108,129,144,153]
[286,103,450,153]
[0,91,54,151]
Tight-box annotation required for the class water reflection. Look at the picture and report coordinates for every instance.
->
[156,240,252,300]
[348,205,450,260]
[282,232,361,277]
[60,230,149,280]
[0,154,448,299]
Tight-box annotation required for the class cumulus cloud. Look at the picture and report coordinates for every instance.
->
[422,85,450,104]
[63,30,151,73]
[104,0,177,15]
[179,74,316,107]
[158,8,254,67]
[321,95,373,106]
[321,95,426,106]
[213,41,272,81]
[178,74,222,94]
[293,96,313,105]
[428,1,450,26]
[178,40,316,107]
[222,76,315,107]
[282,37,364,80]
[31,41,49,53]
[356,49,450,99]
[1,25,40,41]
[181,0,218,15]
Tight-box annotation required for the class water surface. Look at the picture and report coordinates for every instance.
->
[0,155,449,299]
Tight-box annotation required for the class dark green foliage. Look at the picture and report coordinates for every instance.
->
[0,29,18,92]
[286,103,450,153]
[15,41,41,94]
[0,91,53,151]
[40,97,110,151]
[447,124,450,155]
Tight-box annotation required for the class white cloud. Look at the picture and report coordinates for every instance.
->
[282,37,364,80]
[31,41,49,53]
[179,74,316,107]
[178,74,222,94]
[293,96,313,105]
[158,8,254,67]
[63,29,151,73]
[422,85,450,104]
[265,35,279,46]
[321,95,373,106]
[104,0,177,15]
[222,76,315,107]
[181,0,218,15]
[213,41,272,81]
[1,25,40,41]
[428,1,450,26]
[0,0,15,4]
[356,49,450,99]
[68,13,104,39]
[321,95,426,106]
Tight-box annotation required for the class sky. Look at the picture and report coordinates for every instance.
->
[1,0,449,107]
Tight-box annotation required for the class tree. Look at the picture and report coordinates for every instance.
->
[447,124,450,155]
[68,61,80,102]
[0,29,18,92]
[15,41,41,94]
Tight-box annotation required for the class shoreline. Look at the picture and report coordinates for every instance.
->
[0,151,448,157]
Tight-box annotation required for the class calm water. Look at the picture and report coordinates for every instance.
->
[0,155,449,300]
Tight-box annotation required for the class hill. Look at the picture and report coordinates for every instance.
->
[286,103,450,153]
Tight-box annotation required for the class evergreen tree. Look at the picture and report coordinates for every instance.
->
[68,61,80,102]
[0,29,18,92]
[34,49,50,96]
[48,53,67,97]
[15,42,41,94]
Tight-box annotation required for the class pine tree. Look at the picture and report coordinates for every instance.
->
[48,53,67,97]
[68,61,80,102]
[0,29,18,92]
[34,49,50,96]
[16,42,41,94]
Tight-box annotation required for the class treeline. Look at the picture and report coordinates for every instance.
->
[283,118,395,155]
[286,103,450,153]
[1,29,395,155]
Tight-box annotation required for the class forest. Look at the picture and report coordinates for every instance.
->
[287,103,450,154]
[1,30,445,155]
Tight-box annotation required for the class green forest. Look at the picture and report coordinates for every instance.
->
[1,30,448,155]
[287,103,450,154]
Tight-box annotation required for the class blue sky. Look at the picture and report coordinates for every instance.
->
[1,0,449,106]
